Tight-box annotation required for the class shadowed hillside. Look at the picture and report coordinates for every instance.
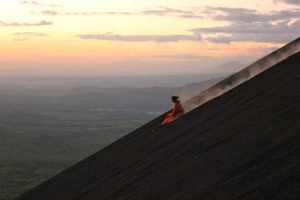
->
[15,52,300,199]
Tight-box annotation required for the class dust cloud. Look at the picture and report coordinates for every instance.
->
[183,37,300,113]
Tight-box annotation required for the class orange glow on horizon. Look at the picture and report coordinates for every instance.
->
[0,0,294,75]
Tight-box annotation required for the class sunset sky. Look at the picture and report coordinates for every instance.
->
[0,0,299,76]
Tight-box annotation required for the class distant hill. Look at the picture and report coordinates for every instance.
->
[215,61,244,73]
[15,49,300,199]
[0,74,225,90]
[179,77,225,101]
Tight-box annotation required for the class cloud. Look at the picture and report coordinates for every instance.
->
[36,5,299,24]
[13,32,49,36]
[19,1,62,8]
[189,6,300,43]
[141,7,203,19]
[78,33,202,42]
[0,20,52,27]
[273,0,300,5]
[13,38,29,42]
[191,20,299,34]
[192,20,300,43]
[206,34,298,43]
[37,7,203,19]
[40,10,133,16]
[41,10,58,16]
[12,32,49,42]
[205,6,300,23]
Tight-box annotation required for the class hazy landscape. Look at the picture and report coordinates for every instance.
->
[0,74,224,200]
[13,46,300,200]
[2,0,299,199]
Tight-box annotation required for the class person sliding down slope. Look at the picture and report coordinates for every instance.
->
[161,96,184,125]
[152,96,184,133]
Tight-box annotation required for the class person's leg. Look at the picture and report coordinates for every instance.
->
[162,115,173,125]
[161,117,170,125]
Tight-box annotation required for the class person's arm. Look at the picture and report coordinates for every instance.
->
[169,103,178,116]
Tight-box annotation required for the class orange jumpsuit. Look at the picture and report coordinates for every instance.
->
[162,101,184,125]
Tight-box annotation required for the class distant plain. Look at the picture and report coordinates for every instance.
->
[0,74,223,200]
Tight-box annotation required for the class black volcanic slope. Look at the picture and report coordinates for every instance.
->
[16,53,300,200]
